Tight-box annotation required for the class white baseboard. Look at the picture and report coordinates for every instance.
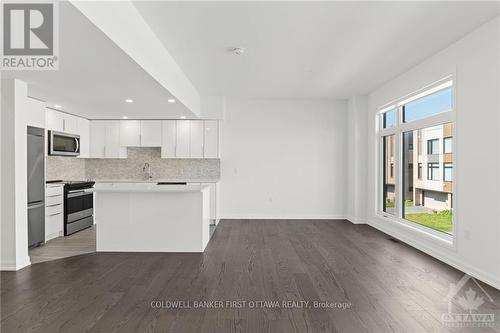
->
[1,256,31,271]
[367,218,500,290]
[220,215,347,220]
[346,216,367,224]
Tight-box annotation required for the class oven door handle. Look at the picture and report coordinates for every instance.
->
[67,190,92,198]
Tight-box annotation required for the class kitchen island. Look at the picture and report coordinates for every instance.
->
[93,183,211,252]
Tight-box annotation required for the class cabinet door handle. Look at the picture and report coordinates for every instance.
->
[49,212,62,217]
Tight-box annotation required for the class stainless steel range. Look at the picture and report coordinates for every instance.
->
[63,181,95,235]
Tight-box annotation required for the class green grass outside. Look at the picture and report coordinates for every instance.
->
[405,210,453,233]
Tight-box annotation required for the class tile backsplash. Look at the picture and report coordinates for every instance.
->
[46,147,220,181]
[46,156,86,181]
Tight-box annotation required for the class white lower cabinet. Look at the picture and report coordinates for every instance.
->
[45,184,64,241]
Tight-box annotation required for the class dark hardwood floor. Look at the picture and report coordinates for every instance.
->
[2,220,500,332]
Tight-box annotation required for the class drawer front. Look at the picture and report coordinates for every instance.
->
[46,194,63,206]
[46,203,63,216]
[46,211,63,236]
[46,185,63,196]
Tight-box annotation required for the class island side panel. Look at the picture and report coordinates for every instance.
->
[96,191,205,252]
[201,186,211,251]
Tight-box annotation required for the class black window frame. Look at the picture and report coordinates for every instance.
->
[443,137,452,154]
[427,162,440,180]
[443,162,453,182]
[427,139,439,155]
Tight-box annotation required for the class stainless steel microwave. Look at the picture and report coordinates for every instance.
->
[48,131,80,156]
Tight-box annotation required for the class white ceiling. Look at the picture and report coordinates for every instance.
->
[133,1,500,99]
[4,2,499,119]
[2,1,194,120]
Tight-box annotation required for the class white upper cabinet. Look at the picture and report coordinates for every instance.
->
[46,109,64,132]
[63,114,79,135]
[105,121,122,158]
[46,109,91,158]
[161,120,176,158]
[90,121,106,158]
[120,120,141,147]
[203,120,219,158]
[140,120,162,147]
[176,120,191,158]
[119,120,162,147]
[46,109,78,134]
[77,117,90,158]
[90,121,126,159]
[160,119,220,159]
[189,120,204,158]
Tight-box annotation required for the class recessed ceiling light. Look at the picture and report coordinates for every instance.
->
[180,116,186,119]
[125,99,133,103]
[54,104,62,108]
[232,47,245,55]
[122,116,129,119]
[168,98,175,103]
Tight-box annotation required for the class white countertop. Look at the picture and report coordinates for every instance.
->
[93,182,210,193]
[94,178,219,184]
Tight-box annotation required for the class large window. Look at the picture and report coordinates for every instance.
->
[383,109,396,128]
[382,135,395,215]
[378,79,454,237]
[402,86,453,122]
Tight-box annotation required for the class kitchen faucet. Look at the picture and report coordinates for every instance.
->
[142,162,153,180]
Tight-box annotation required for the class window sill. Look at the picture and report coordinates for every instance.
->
[376,212,454,247]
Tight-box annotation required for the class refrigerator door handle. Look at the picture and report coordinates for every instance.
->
[28,202,45,209]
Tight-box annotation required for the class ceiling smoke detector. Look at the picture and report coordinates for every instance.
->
[232,47,245,56]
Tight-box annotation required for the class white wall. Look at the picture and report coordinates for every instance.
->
[1,79,45,270]
[220,99,348,219]
[364,17,500,287]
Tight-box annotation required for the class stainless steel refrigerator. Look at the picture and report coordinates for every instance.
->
[27,126,45,247]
